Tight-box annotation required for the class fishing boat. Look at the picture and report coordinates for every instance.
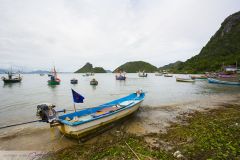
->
[71,78,78,84]
[48,67,60,85]
[176,77,195,82]
[40,73,45,76]
[36,90,145,139]
[164,74,173,77]
[138,71,148,77]
[115,71,126,80]
[1,70,22,83]
[208,78,240,85]
[90,78,98,85]
[190,75,207,79]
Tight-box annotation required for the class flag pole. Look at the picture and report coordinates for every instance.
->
[73,103,76,112]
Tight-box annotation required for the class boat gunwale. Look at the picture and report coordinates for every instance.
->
[58,93,145,126]
[208,78,240,85]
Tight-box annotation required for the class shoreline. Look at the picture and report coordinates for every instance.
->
[44,101,240,160]
[0,93,239,158]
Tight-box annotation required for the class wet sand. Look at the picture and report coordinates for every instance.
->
[0,93,239,152]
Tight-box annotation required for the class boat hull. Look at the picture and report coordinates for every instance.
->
[176,78,195,82]
[116,76,126,80]
[90,81,98,85]
[164,74,173,77]
[48,80,60,85]
[57,101,142,139]
[3,78,22,83]
[208,78,240,85]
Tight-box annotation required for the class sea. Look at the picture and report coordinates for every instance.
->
[0,73,239,128]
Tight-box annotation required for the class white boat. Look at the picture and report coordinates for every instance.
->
[164,74,173,77]
[138,71,148,77]
[176,77,195,82]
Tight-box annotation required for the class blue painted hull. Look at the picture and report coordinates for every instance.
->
[57,92,145,138]
[116,76,126,80]
[58,92,145,126]
[208,78,240,85]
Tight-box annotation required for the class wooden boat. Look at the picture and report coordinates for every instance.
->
[138,71,148,77]
[1,71,22,83]
[48,67,60,85]
[176,77,195,82]
[90,78,98,85]
[164,74,173,77]
[115,72,126,80]
[58,92,144,138]
[116,75,126,80]
[71,78,78,84]
[36,91,145,139]
[208,78,240,85]
[190,75,207,79]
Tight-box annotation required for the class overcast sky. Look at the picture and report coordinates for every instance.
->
[0,0,239,71]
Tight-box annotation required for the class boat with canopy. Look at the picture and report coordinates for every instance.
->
[48,67,60,85]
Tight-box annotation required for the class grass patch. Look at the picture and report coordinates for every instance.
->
[43,104,240,160]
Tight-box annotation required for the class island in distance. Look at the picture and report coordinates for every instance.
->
[75,62,107,73]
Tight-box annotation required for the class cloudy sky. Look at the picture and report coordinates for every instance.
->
[0,0,239,71]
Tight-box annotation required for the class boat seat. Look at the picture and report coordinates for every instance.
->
[118,100,135,107]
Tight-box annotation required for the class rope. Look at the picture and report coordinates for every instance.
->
[0,120,42,130]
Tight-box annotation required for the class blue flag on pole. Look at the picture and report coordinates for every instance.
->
[71,89,85,103]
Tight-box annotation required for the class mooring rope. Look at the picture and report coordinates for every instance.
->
[0,120,42,130]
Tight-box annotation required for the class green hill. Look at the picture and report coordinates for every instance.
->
[75,62,106,73]
[164,11,240,73]
[114,61,158,73]
[159,61,183,71]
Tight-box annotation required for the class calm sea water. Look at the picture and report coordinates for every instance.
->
[0,73,239,127]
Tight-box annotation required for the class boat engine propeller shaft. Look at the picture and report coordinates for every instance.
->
[36,104,60,127]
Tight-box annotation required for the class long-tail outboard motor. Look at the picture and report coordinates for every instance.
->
[36,104,59,127]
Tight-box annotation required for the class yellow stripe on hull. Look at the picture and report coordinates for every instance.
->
[58,101,142,139]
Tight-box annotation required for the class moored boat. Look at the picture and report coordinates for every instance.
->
[37,91,145,139]
[164,74,173,77]
[208,78,240,85]
[176,77,195,82]
[115,71,126,80]
[71,78,78,84]
[90,78,98,85]
[48,67,60,85]
[138,71,148,77]
[1,70,22,83]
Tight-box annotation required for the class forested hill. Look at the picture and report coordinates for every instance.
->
[114,61,158,73]
[162,11,240,73]
[75,62,106,73]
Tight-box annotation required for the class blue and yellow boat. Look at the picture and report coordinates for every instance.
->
[37,91,145,139]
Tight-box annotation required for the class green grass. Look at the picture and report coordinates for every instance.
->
[43,104,240,160]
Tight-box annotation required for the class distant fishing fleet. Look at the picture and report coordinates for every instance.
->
[1,64,240,86]
[0,63,239,141]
